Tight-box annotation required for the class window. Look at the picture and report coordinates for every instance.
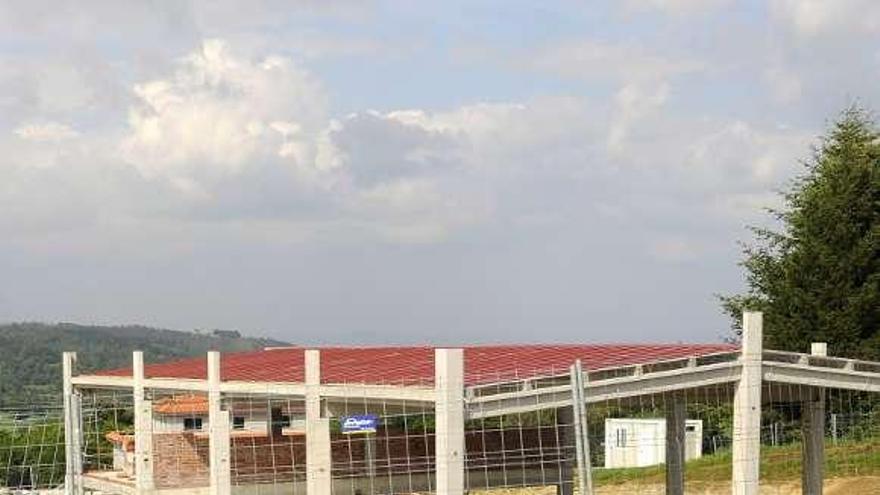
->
[276,415,291,428]
[271,407,291,432]
[615,428,627,448]
[184,417,203,431]
[233,416,245,430]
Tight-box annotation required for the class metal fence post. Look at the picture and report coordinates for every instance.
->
[802,343,827,495]
[570,360,593,495]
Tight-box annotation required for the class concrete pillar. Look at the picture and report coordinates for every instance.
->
[665,392,686,495]
[435,348,465,495]
[208,351,231,495]
[305,350,332,495]
[133,351,155,492]
[732,311,763,495]
[802,343,827,495]
[569,360,593,495]
[63,352,83,495]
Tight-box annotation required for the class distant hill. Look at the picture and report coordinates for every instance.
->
[0,323,288,406]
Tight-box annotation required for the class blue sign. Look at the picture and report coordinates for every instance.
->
[341,414,378,434]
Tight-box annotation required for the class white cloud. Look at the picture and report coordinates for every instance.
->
[120,39,328,190]
[771,0,880,37]
[13,122,79,141]
[686,121,812,190]
[525,39,703,84]
[764,66,803,104]
[0,37,824,253]
[607,82,669,153]
[623,0,731,15]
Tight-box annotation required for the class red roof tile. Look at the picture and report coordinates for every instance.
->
[95,344,736,386]
[152,394,209,414]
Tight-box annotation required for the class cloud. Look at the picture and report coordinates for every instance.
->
[1,8,856,342]
[649,236,699,262]
[524,39,703,84]
[120,39,328,190]
[622,0,731,15]
[607,82,670,153]
[686,121,810,185]
[14,122,79,141]
[771,0,880,37]
[112,40,546,240]
[763,66,803,104]
[0,36,818,254]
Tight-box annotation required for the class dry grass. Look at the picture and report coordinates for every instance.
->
[466,476,880,495]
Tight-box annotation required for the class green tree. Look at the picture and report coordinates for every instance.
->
[722,107,880,359]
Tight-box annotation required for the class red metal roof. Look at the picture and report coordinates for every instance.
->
[95,344,736,386]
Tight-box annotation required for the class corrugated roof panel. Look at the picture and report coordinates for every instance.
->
[96,344,736,386]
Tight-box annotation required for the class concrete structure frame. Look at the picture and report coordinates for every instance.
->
[63,311,880,495]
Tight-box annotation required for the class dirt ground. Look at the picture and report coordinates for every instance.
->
[595,477,880,494]
[468,476,880,495]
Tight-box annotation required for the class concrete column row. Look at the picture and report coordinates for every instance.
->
[63,309,830,495]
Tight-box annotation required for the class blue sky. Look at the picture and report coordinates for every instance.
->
[2,1,879,345]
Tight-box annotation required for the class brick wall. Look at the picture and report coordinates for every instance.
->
[230,434,306,484]
[152,433,210,489]
[151,426,569,488]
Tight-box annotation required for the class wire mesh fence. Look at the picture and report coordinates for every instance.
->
[0,404,66,491]
[4,352,880,495]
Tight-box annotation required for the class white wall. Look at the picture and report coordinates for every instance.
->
[150,402,304,435]
[604,418,703,469]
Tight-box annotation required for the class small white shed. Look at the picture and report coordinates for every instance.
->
[604,418,703,469]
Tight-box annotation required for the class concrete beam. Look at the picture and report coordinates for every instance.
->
[665,392,686,495]
[70,375,434,403]
[732,311,762,495]
[466,362,742,420]
[63,352,83,495]
[133,352,155,493]
[802,343,826,495]
[435,348,465,495]
[305,350,332,495]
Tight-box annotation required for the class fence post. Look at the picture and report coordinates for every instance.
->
[665,391,686,495]
[305,349,332,495]
[208,351,231,495]
[133,351,155,493]
[802,343,827,495]
[732,311,762,495]
[435,348,465,495]
[63,352,83,495]
[569,360,593,495]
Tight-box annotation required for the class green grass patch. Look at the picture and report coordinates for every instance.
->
[592,437,880,487]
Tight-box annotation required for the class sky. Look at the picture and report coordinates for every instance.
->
[1,0,879,345]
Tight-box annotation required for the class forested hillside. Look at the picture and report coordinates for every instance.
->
[0,323,287,406]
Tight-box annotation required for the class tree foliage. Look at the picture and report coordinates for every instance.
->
[722,107,880,359]
[0,322,286,406]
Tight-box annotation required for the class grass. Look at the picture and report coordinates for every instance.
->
[592,437,880,487]
[464,440,880,495]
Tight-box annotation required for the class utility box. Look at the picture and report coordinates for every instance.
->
[604,418,703,468]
